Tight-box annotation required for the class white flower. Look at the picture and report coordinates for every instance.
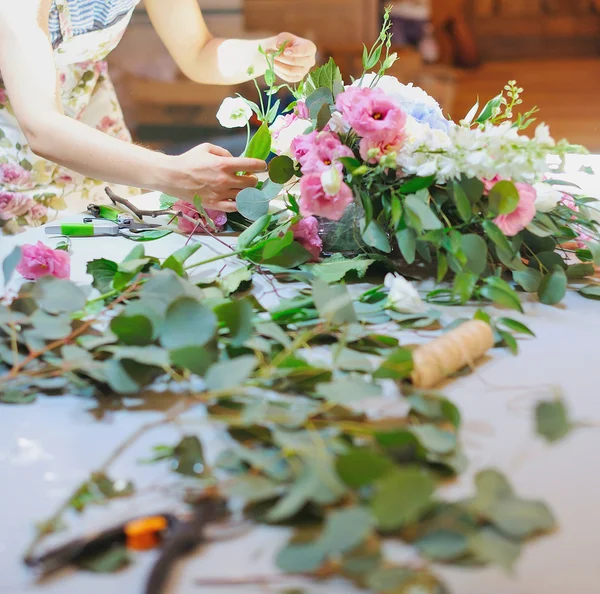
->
[535,123,555,146]
[321,166,342,196]
[216,97,252,129]
[328,111,351,134]
[271,116,312,157]
[533,182,562,213]
[384,273,426,314]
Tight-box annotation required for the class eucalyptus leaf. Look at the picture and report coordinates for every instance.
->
[579,284,600,300]
[236,188,271,221]
[538,267,567,306]
[360,219,391,253]
[373,348,414,380]
[336,449,394,488]
[535,399,573,443]
[268,155,296,184]
[160,297,217,350]
[469,528,521,572]
[2,246,21,286]
[215,298,254,347]
[312,280,357,325]
[488,181,519,215]
[86,259,118,293]
[317,375,381,404]
[405,193,443,231]
[205,355,257,391]
[169,345,216,376]
[32,278,86,314]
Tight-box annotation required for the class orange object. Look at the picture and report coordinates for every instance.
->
[124,516,168,551]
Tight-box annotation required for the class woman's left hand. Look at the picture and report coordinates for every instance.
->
[268,33,317,83]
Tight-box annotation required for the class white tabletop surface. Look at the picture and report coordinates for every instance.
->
[1,157,600,594]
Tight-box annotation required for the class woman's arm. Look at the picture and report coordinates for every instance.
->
[144,0,316,85]
[0,0,265,211]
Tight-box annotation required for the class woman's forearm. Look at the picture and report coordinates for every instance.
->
[28,112,176,193]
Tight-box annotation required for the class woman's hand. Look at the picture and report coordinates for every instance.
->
[163,144,266,212]
[268,33,317,83]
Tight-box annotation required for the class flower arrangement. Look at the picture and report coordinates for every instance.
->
[213,9,599,309]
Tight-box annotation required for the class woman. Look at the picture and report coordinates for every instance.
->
[0,0,316,233]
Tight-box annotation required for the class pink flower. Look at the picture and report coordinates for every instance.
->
[336,87,407,139]
[359,130,405,164]
[174,200,227,234]
[482,175,503,194]
[295,101,309,119]
[561,194,594,247]
[26,203,48,225]
[493,183,537,237]
[16,242,71,281]
[57,173,74,184]
[293,131,353,175]
[0,192,34,221]
[299,173,354,221]
[292,216,322,260]
[1,163,31,185]
[97,116,117,133]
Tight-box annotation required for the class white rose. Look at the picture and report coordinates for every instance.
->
[384,273,426,314]
[533,182,562,213]
[321,166,342,196]
[271,117,312,157]
[216,97,252,129]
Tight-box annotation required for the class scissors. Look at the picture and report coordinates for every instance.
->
[24,500,224,594]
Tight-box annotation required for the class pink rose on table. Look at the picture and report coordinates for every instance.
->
[174,200,227,234]
[299,173,353,221]
[292,216,322,260]
[16,242,71,281]
[493,182,537,237]
[293,131,353,175]
[0,192,34,220]
[336,87,407,138]
[1,163,31,185]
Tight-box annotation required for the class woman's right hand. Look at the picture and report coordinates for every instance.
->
[163,143,267,212]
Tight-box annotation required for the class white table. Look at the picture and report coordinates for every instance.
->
[1,159,600,594]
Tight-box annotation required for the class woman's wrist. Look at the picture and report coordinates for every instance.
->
[147,152,182,195]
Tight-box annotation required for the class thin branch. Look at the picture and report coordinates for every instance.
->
[105,188,176,219]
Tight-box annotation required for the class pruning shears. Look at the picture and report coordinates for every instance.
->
[44,204,163,238]
[25,500,224,594]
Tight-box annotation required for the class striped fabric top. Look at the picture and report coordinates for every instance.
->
[49,0,140,48]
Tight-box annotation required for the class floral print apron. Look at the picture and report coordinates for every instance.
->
[0,0,141,235]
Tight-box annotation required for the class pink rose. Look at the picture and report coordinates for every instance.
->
[294,131,354,175]
[173,200,227,234]
[336,87,407,139]
[26,203,48,226]
[299,173,354,221]
[295,101,309,119]
[0,192,34,221]
[359,130,405,164]
[493,183,537,237]
[1,163,31,185]
[292,216,322,260]
[16,241,71,281]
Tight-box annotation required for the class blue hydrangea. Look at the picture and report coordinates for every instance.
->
[407,103,450,132]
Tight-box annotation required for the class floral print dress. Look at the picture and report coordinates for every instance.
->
[0,0,141,234]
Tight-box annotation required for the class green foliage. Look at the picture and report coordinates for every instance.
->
[536,398,573,443]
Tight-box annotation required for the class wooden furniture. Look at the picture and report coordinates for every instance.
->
[464,0,600,61]
[243,0,380,46]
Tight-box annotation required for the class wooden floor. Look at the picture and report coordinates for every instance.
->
[450,58,600,152]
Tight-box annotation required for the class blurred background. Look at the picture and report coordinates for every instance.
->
[108,0,600,155]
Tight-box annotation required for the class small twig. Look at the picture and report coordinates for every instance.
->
[105,188,175,219]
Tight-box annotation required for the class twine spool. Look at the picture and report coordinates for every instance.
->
[411,320,495,389]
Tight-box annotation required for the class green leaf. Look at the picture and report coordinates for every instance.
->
[236,188,271,221]
[497,318,535,337]
[316,102,332,131]
[586,241,600,265]
[159,193,177,210]
[303,255,374,283]
[498,329,518,355]
[170,346,216,376]
[480,278,523,313]
[205,355,257,391]
[417,530,469,561]
[536,399,573,443]
[104,359,141,394]
[126,229,172,242]
[488,181,520,215]
[268,155,296,184]
[30,310,72,340]
[513,268,542,292]
[317,375,381,405]
[159,297,217,349]
[579,284,600,300]
[366,568,415,592]
[215,298,254,347]
[319,507,375,555]
[218,266,253,296]
[469,528,521,572]
[373,348,414,380]
[453,271,478,303]
[395,228,417,265]
[276,539,325,573]
[162,243,201,277]
[32,278,86,314]
[360,219,391,253]
[399,175,436,195]
[475,92,503,124]
[3,246,21,286]
[245,123,271,160]
[237,214,272,251]
[77,545,130,574]
[411,424,457,455]
[306,87,334,119]
[461,234,488,275]
[86,259,118,293]
[488,498,555,539]
[537,266,567,306]
[312,279,357,325]
[336,449,395,488]
[110,305,155,347]
[566,263,595,280]
[483,220,514,257]
[171,436,205,477]
[339,157,362,174]
[306,57,343,95]
[452,180,472,221]
[536,251,567,272]
[1,390,37,405]
[404,193,443,231]
[372,467,435,530]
